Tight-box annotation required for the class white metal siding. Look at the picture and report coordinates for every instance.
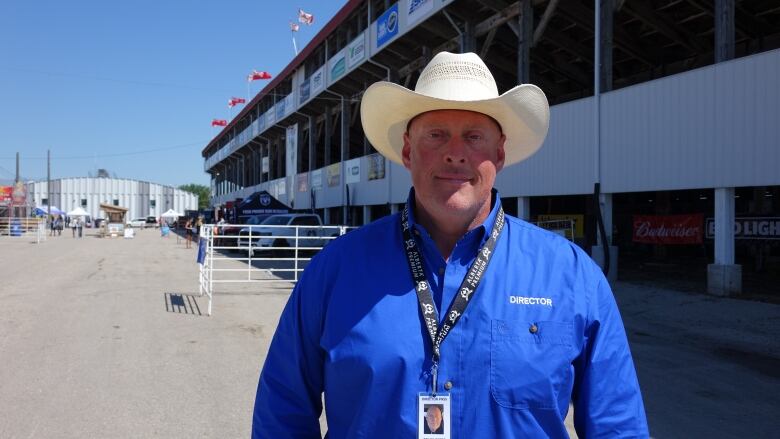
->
[496,98,595,196]
[601,49,780,193]
[25,178,198,221]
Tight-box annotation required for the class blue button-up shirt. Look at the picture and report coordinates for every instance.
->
[253,190,648,438]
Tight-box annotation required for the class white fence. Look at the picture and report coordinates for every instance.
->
[0,217,46,243]
[197,223,353,316]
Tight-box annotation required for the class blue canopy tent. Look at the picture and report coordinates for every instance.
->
[34,206,65,216]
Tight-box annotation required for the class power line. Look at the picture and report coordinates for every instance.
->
[0,140,208,161]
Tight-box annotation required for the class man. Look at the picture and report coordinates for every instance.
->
[253,52,648,438]
[424,405,444,435]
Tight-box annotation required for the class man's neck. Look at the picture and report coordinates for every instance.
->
[413,197,492,260]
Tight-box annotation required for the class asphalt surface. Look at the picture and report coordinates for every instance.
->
[0,228,778,438]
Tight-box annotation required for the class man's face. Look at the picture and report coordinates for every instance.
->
[402,110,505,222]
[426,406,443,431]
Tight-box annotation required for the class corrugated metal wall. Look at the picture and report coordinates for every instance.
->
[25,178,199,221]
[601,49,780,193]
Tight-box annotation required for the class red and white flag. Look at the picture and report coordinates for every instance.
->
[298,8,314,25]
[211,119,228,127]
[247,70,272,82]
[228,97,247,108]
[289,21,300,32]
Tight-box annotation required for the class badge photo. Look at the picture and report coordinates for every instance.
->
[418,394,450,439]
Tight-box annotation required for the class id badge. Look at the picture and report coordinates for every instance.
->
[418,393,451,438]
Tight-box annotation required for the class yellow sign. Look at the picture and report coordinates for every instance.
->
[537,214,584,238]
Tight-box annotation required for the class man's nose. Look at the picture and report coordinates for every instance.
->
[444,136,466,163]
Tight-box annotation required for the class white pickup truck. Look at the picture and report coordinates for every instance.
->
[237,213,332,255]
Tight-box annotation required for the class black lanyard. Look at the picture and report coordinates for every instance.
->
[400,203,505,394]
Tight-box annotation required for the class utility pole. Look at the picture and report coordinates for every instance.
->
[47,150,51,219]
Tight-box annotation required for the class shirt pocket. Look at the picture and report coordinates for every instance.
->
[490,319,573,410]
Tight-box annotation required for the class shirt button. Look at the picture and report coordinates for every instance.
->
[444,380,453,390]
[529,324,538,334]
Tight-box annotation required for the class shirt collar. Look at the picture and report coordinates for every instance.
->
[405,187,501,247]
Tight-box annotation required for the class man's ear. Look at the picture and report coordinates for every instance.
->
[402,132,412,170]
[495,134,506,172]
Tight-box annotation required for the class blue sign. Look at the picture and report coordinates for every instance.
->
[376,3,399,48]
[276,98,286,120]
[299,78,310,105]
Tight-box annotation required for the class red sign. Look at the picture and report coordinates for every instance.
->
[632,214,703,244]
[0,186,11,205]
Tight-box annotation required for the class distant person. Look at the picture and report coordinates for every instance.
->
[185,219,193,249]
[49,216,55,236]
[77,217,83,238]
[424,404,444,435]
[71,217,77,237]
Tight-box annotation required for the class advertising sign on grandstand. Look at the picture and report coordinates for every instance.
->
[311,169,323,189]
[347,32,366,69]
[368,153,385,180]
[299,78,310,105]
[706,217,780,240]
[284,94,295,118]
[345,158,361,184]
[311,66,325,95]
[632,214,703,245]
[297,173,309,192]
[329,48,347,83]
[256,113,265,132]
[265,107,275,126]
[376,3,399,49]
[327,164,341,187]
[276,98,286,120]
[262,157,269,174]
[286,124,298,178]
[406,0,434,26]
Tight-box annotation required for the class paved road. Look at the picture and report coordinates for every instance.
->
[0,229,778,438]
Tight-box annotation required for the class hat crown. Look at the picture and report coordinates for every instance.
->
[414,52,499,101]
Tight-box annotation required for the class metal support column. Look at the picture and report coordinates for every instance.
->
[600,0,614,91]
[715,0,735,62]
[708,188,741,295]
[518,0,533,83]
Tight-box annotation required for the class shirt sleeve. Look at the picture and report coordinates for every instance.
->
[572,272,650,438]
[252,266,326,438]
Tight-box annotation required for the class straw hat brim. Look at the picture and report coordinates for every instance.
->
[361,81,550,166]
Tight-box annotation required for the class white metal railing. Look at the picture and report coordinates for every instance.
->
[197,223,353,315]
[0,217,46,243]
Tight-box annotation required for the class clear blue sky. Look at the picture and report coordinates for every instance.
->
[0,0,345,187]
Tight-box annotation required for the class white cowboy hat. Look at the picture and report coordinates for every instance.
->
[361,51,550,167]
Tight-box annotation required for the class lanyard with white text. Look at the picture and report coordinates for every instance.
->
[400,203,505,395]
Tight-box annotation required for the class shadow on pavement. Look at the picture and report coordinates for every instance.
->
[164,292,203,316]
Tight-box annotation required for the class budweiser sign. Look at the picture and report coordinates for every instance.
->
[632,214,703,244]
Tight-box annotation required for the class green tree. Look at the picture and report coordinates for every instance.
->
[178,184,210,210]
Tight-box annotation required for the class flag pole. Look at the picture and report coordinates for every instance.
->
[292,32,298,56]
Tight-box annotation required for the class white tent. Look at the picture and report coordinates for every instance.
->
[67,206,89,217]
[160,209,183,218]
